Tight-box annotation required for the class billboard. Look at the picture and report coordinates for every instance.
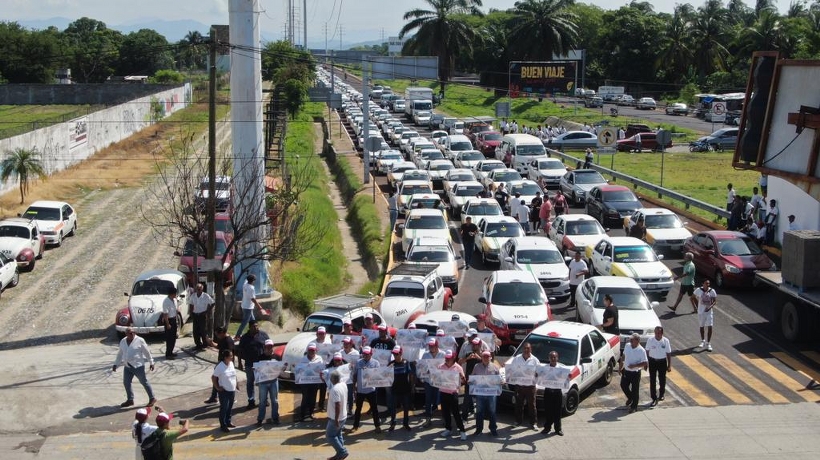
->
[509,61,577,98]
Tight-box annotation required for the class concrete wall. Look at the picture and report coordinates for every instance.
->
[768,176,820,243]
[0,83,192,196]
[0,83,184,105]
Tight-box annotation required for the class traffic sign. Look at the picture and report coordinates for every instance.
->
[598,127,617,147]
[712,102,726,115]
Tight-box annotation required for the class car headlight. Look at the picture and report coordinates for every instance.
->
[117,315,130,326]
[562,276,570,281]
[724,264,742,274]
[487,248,499,254]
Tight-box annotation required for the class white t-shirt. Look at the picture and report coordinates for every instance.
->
[693,287,717,313]
[645,336,672,360]
[190,292,214,314]
[623,344,647,371]
[241,280,256,310]
[727,188,736,205]
[568,259,588,286]
[327,381,348,420]
[213,361,237,391]
[162,296,178,318]
[750,194,764,209]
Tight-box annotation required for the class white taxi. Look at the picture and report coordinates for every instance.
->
[585,236,674,298]
[21,200,77,246]
[478,270,552,349]
[575,276,661,345]
[397,180,434,215]
[500,237,570,300]
[399,208,451,254]
[405,237,460,294]
[548,214,608,257]
[623,208,692,254]
[0,218,45,272]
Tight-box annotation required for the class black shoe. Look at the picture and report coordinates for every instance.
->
[247,401,257,409]
[227,423,237,428]
[221,426,230,433]
[658,396,665,401]
[374,427,383,434]
[270,418,280,425]
[651,399,658,407]
[490,430,498,437]
[204,398,217,404]
[556,430,564,436]
[473,430,483,436]
[628,407,637,414]
[541,428,550,435]
[403,424,411,431]
[165,355,176,360]
[256,420,263,427]
[625,399,633,407]
[120,400,134,408]
[389,422,396,432]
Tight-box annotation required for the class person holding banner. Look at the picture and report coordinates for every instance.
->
[351,347,383,433]
[540,351,568,436]
[436,350,467,441]
[340,338,359,412]
[388,346,415,431]
[419,338,445,429]
[458,336,487,421]
[255,340,281,426]
[475,314,502,352]
[470,350,500,436]
[341,319,360,337]
[297,343,324,422]
[511,343,541,429]
[315,327,333,411]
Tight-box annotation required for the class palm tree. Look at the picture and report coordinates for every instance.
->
[1,148,47,204]
[657,5,695,82]
[689,0,732,79]
[399,0,484,91]
[508,0,579,61]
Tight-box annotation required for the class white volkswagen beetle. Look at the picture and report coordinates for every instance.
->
[115,269,189,336]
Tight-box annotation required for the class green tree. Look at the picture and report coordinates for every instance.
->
[282,79,306,119]
[690,0,732,80]
[117,29,174,76]
[62,17,123,82]
[399,0,484,91]
[1,148,47,204]
[175,30,208,70]
[261,40,315,85]
[0,22,61,83]
[149,69,184,84]
[656,4,695,83]
[507,0,579,61]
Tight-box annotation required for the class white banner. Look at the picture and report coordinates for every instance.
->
[362,366,394,388]
[430,368,461,392]
[361,329,379,346]
[400,342,424,362]
[322,363,353,387]
[437,336,457,353]
[254,360,285,384]
[396,329,428,344]
[469,374,503,396]
[371,348,393,367]
[294,362,325,385]
[439,320,468,337]
[316,343,340,363]
[504,363,537,386]
[416,358,444,380]
[536,364,571,391]
[476,332,496,352]
[331,334,361,348]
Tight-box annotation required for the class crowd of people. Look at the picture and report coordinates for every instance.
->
[498,118,627,143]
[726,175,804,246]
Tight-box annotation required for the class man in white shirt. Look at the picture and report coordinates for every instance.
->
[788,215,799,231]
[236,274,262,339]
[726,183,736,211]
[112,327,156,408]
[568,251,589,308]
[694,280,717,351]
[619,333,647,413]
[750,187,765,221]
[161,287,179,359]
[511,343,540,429]
[645,326,672,406]
[326,370,349,460]
[189,283,214,349]
[540,351,568,436]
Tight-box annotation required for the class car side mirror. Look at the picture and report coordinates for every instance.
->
[173,251,181,257]
[504,257,513,263]
[124,292,129,297]
[478,297,487,303]
[581,357,593,364]
[657,254,664,260]
[582,299,591,308]
[604,255,611,262]
[651,301,660,308]
[428,295,435,300]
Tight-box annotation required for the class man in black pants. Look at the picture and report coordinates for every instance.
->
[541,351,566,436]
[161,287,179,359]
[646,326,672,406]
[351,347,382,433]
[619,334,648,414]
[460,217,478,269]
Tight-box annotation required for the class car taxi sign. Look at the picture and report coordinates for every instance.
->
[597,127,617,147]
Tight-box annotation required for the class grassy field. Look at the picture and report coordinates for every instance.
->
[0,105,103,139]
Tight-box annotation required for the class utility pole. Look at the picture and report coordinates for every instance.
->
[339,25,343,50]
[303,0,307,50]
[362,69,370,185]
[207,26,217,329]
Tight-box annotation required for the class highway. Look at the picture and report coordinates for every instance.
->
[337,72,820,413]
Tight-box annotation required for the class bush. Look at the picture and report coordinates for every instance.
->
[149,69,184,84]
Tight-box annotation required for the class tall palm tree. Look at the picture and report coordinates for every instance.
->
[657,4,695,82]
[689,0,732,79]
[508,0,579,61]
[399,0,484,90]
[1,148,47,204]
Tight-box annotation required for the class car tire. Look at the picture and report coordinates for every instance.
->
[23,259,35,272]
[9,269,19,288]
[176,313,184,338]
[715,271,725,288]
[598,359,615,387]
[68,221,77,237]
[445,295,454,310]
[571,192,578,208]
[55,232,63,247]
[589,261,597,276]
[563,387,580,416]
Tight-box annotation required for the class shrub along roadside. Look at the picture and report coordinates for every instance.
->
[277,103,346,317]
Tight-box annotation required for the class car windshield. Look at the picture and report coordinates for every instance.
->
[393,165,416,173]
[403,172,428,181]
[302,315,343,334]
[644,214,683,229]
[402,185,432,195]
[613,245,657,263]
[215,219,233,234]
[485,222,525,237]
[574,172,607,184]
[481,163,505,172]
[519,334,578,366]
[183,239,228,257]
[451,142,472,151]
[566,221,604,235]
[381,153,402,161]
[408,248,452,263]
[449,173,474,182]
[0,225,29,238]
[460,152,483,161]
[456,185,484,196]
[511,183,541,196]
[405,215,447,230]
[718,237,763,256]
[421,151,444,160]
[132,279,176,296]
[414,102,433,110]
[517,249,564,264]
[593,287,650,310]
[482,133,502,141]
[24,207,61,221]
[603,191,637,202]
[385,284,425,298]
[402,132,419,140]
[516,145,546,156]
[467,204,502,216]
[199,182,230,191]
[494,171,522,182]
[490,282,545,305]
[410,198,441,209]
[538,160,564,170]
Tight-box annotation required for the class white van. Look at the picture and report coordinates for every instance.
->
[496,134,548,175]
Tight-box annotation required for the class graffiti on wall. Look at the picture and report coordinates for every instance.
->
[69,117,88,150]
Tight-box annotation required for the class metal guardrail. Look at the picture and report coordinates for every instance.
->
[546,148,730,221]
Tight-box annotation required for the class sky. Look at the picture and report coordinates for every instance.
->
[3,0,793,46]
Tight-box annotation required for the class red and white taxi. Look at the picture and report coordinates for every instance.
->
[501,321,621,415]
[0,218,45,272]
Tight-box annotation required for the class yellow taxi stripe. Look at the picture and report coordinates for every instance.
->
[668,355,718,406]
[771,351,820,384]
[677,355,752,404]
[738,354,818,402]
[709,354,790,404]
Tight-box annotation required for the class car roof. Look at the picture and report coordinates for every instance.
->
[639,207,675,215]
[456,181,484,187]
[406,208,446,217]
[597,185,630,192]
[603,236,649,246]
[409,236,451,247]
[491,270,540,283]
[703,230,747,239]
[530,320,600,341]
[586,275,641,289]
[0,217,37,227]
[559,213,598,222]
[465,198,499,205]
[401,180,431,186]
[134,269,186,282]
[27,200,70,208]
[572,169,600,174]
[480,215,518,225]
[509,236,559,250]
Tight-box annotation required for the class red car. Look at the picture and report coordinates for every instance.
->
[616,132,673,152]
[684,231,775,288]
[475,131,503,157]
[176,231,234,286]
